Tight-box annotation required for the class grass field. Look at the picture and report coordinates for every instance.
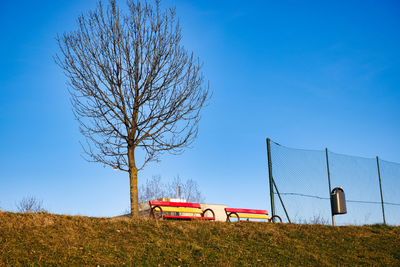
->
[0,212,399,266]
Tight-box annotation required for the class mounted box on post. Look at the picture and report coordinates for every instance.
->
[331,187,347,215]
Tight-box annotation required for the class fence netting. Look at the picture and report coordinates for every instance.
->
[379,160,400,225]
[269,140,400,225]
[270,142,331,224]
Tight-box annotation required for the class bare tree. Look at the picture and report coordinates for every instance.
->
[16,196,46,213]
[168,175,204,203]
[138,175,204,203]
[138,175,166,203]
[55,0,210,217]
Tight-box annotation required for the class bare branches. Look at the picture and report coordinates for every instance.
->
[168,175,205,203]
[138,175,166,203]
[55,0,210,172]
[16,196,46,213]
[139,175,204,203]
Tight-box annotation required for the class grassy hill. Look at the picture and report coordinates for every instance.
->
[0,212,399,266]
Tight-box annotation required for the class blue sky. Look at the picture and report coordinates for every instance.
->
[0,0,399,217]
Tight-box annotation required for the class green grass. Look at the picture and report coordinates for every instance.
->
[0,212,399,266]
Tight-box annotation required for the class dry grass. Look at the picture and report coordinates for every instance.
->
[0,212,399,266]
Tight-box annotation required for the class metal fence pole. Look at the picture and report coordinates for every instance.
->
[272,179,291,223]
[376,156,386,225]
[325,148,335,226]
[266,138,275,221]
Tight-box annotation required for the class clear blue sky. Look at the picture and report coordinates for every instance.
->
[0,0,399,217]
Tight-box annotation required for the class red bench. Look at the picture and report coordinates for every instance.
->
[149,201,215,220]
[225,208,282,222]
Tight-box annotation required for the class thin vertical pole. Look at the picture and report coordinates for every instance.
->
[325,148,335,226]
[266,138,275,221]
[376,156,386,225]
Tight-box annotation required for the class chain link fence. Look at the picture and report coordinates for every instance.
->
[268,139,400,225]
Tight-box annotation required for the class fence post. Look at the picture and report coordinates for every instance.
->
[376,156,386,225]
[266,138,275,221]
[325,148,335,226]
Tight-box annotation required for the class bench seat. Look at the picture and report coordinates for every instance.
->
[149,200,215,221]
[225,207,282,222]
[153,206,203,214]
[228,213,270,220]
[162,215,215,220]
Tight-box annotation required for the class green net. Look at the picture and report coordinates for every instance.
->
[269,139,400,225]
[270,141,330,224]
[328,152,383,225]
[379,160,400,225]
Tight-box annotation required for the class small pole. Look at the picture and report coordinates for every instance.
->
[325,148,335,226]
[178,186,182,200]
[273,179,291,223]
[376,156,386,225]
[266,138,276,221]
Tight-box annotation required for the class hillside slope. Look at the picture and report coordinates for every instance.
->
[0,212,399,266]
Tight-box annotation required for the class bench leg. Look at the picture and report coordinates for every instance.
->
[150,206,163,219]
[268,215,282,223]
[202,208,215,221]
[226,212,240,222]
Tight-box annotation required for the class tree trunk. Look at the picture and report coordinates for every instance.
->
[128,145,139,218]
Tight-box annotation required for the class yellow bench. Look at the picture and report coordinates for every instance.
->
[225,208,282,222]
[149,201,215,220]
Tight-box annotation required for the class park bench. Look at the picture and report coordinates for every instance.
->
[149,200,215,221]
[225,208,282,222]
